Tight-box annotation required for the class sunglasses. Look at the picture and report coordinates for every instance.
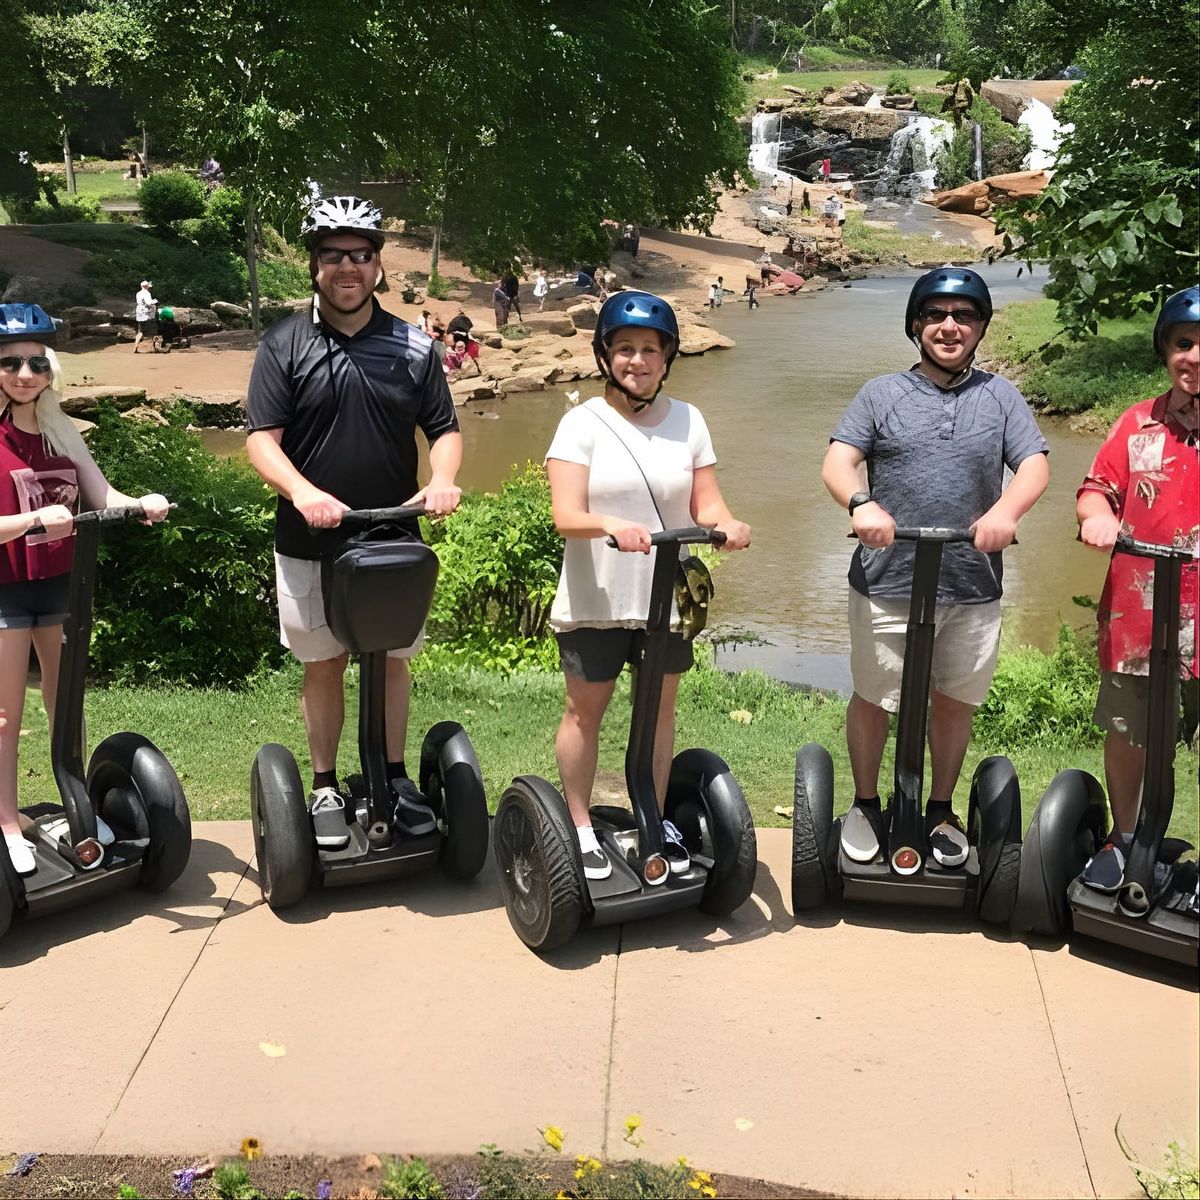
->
[919,306,982,326]
[315,247,378,266]
[0,354,52,375]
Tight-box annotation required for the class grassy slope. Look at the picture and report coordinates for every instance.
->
[15,663,1197,840]
[746,68,944,105]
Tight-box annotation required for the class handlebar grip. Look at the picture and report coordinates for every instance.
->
[1114,533,1199,561]
[605,526,726,549]
[338,503,427,528]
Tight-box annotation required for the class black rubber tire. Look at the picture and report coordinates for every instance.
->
[978,842,1023,925]
[0,865,13,938]
[493,779,584,952]
[968,755,1023,926]
[1013,769,1106,936]
[665,748,757,917]
[791,743,835,912]
[88,732,191,893]
[420,721,489,880]
[250,743,314,912]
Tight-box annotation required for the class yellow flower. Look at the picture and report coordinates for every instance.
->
[624,1114,641,1134]
[541,1125,565,1153]
[689,1182,702,1192]
[555,1192,568,1199]
[676,1156,690,1169]
[240,1136,262,1161]
[692,1171,713,1184]
[701,1186,718,1199]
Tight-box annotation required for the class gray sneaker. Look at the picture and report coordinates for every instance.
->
[309,786,351,849]
[391,777,437,837]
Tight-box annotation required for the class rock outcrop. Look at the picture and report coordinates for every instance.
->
[931,169,1049,215]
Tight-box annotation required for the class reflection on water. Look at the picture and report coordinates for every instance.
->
[202,263,1110,688]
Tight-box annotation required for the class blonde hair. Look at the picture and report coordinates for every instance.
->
[0,346,94,465]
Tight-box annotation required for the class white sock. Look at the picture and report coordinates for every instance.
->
[577,825,600,854]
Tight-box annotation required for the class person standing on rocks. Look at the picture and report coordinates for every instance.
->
[492,279,511,329]
[244,196,463,852]
[533,267,549,312]
[502,268,523,322]
[821,268,1049,871]
[133,280,157,354]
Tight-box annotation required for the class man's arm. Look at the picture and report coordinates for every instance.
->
[822,440,894,548]
[972,452,1049,552]
[404,430,463,515]
[246,427,347,529]
[1077,488,1121,550]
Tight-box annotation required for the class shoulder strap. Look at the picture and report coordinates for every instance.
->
[585,404,666,531]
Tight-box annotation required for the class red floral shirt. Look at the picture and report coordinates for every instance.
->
[1077,391,1199,678]
[0,417,79,584]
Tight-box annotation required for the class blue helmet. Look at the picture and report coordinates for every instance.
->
[0,302,57,347]
[1153,286,1200,360]
[904,268,993,341]
[593,290,680,368]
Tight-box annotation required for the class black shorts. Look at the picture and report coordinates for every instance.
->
[557,627,694,683]
[137,319,156,334]
[0,575,71,629]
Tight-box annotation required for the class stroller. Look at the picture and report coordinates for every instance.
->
[152,306,191,353]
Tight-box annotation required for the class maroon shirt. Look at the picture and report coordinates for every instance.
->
[0,417,79,583]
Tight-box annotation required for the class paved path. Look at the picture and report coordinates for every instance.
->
[1,825,1195,1198]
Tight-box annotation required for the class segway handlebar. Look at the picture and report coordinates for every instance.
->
[1114,534,1198,562]
[338,503,427,528]
[605,525,727,549]
[847,527,976,542]
[26,502,175,534]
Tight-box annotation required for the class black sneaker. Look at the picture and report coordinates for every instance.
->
[391,777,437,837]
[927,808,969,869]
[661,819,691,875]
[581,845,612,881]
[309,787,351,849]
[1081,836,1127,893]
[841,800,887,864]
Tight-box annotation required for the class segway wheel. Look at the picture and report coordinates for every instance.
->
[665,749,757,917]
[493,778,584,952]
[791,743,837,912]
[88,732,191,892]
[419,721,489,880]
[968,756,1024,925]
[0,866,13,938]
[250,744,314,912]
[1012,769,1106,937]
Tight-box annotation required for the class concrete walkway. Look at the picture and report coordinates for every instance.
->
[1,824,1195,1198]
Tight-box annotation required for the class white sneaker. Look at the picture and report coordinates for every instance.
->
[4,830,36,876]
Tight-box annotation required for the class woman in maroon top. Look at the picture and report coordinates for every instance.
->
[0,303,169,877]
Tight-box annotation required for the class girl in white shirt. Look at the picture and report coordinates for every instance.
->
[544,290,750,880]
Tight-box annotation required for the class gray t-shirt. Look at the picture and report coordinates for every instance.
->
[831,366,1048,604]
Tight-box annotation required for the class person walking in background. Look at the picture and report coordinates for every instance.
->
[133,280,157,354]
[801,188,812,215]
[823,195,838,234]
[745,282,760,310]
[492,279,511,329]
[821,156,832,183]
[834,197,847,235]
[533,267,549,312]
[707,277,724,310]
[502,268,523,322]
[758,250,773,287]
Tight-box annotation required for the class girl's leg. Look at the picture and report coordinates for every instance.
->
[555,674,617,829]
[653,672,682,814]
[0,628,35,837]
[31,623,63,729]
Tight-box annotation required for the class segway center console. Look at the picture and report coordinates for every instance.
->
[1014,536,1198,966]
[493,526,757,953]
[250,505,489,912]
[792,528,1023,922]
[0,506,191,939]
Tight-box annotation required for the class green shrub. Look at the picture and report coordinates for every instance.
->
[212,1160,263,1200]
[422,463,562,672]
[6,193,103,223]
[138,170,206,230]
[426,271,453,300]
[842,34,872,55]
[381,1157,443,1199]
[935,97,1032,189]
[192,185,248,249]
[256,256,312,301]
[86,406,284,687]
[886,71,912,94]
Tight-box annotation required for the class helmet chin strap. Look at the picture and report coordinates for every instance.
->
[914,338,975,388]
[596,349,665,412]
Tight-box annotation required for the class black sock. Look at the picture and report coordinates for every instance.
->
[854,795,881,809]
[387,761,408,784]
[312,769,338,792]
[926,799,952,824]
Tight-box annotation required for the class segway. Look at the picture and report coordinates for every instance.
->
[791,528,1023,922]
[493,526,757,953]
[249,505,489,912]
[1013,536,1198,966]
[0,505,191,939]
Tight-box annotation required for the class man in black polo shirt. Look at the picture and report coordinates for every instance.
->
[245,195,463,850]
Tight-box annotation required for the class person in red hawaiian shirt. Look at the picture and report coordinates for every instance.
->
[1076,285,1199,890]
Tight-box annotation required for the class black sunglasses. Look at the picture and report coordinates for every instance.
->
[315,247,378,266]
[0,354,52,375]
[919,306,982,326]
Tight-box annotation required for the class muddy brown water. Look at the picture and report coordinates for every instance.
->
[202,262,1109,690]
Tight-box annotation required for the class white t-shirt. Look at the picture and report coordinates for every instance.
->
[135,288,155,322]
[546,395,717,630]
[533,274,548,298]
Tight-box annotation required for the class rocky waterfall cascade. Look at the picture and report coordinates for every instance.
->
[1018,98,1071,174]
[872,114,954,199]
[749,111,794,185]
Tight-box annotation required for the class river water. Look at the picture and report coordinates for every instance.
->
[205,261,1111,690]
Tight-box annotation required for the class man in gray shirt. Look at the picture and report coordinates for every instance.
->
[822,268,1049,868]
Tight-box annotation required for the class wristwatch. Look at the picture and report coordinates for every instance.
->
[847,491,873,516]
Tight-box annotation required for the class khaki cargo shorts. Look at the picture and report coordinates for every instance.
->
[275,553,424,663]
[848,589,1002,712]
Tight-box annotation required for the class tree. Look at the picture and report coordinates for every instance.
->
[996,1,1199,335]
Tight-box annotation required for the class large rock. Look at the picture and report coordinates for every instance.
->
[62,306,114,326]
[72,325,122,342]
[931,180,991,214]
[566,301,599,331]
[449,379,497,405]
[548,356,602,384]
[61,386,148,418]
[931,170,1049,215]
[808,106,908,143]
[172,307,222,335]
[177,392,246,427]
[498,373,547,395]
[516,312,576,337]
[821,80,876,107]
[211,301,250,323]
[882,94,916,111]
[676,324,736,356]
[981,79,1077,124]
[478,346,521,379]
[2,274,54,307]
[986,169,1050,202]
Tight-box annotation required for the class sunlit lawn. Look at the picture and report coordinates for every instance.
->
[746,68,944,105]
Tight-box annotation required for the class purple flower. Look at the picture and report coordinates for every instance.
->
[6,1153,39,1177]
[172,1166,198,1196]
[316,1181,332,1200]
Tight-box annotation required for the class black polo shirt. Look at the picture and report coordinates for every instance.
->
[246,300,459,559]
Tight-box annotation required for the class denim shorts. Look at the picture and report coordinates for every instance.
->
[0,575,72,629]
[556,627,694,683]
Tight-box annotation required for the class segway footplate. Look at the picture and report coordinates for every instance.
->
[1067,879,1199,967]
[839,848,978,908]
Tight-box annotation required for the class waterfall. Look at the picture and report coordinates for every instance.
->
[874,114,953,198]
[1019,98,1071,174]
[748,111,792,185]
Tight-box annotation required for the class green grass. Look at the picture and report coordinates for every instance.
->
[59,168,141,204]
[984,298,1169,424]
[745,68,943,105]
[842,211,978,264]
[15,659,1197,840]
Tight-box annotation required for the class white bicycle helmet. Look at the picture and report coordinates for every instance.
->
[302,194,384,250]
